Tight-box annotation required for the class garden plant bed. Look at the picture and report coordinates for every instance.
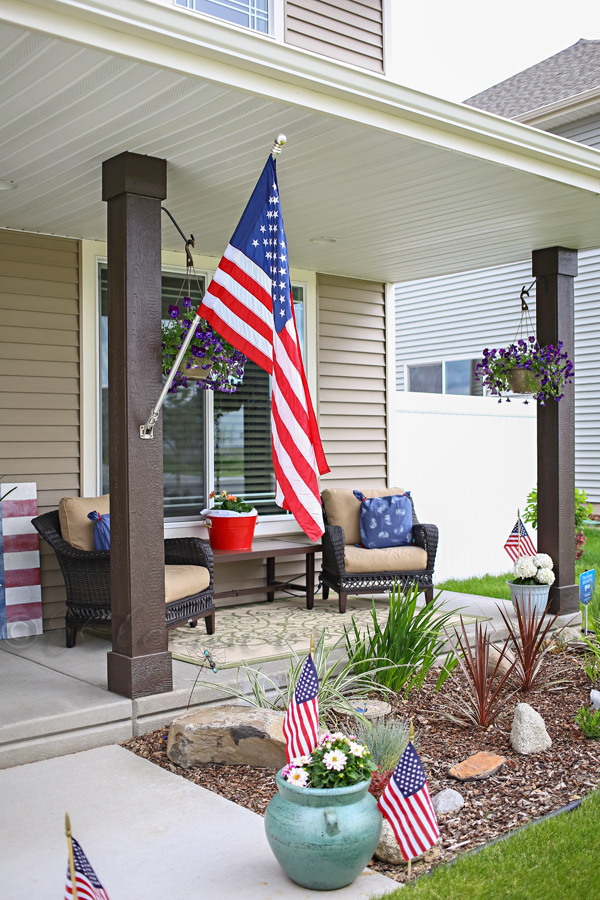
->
[121,648,598,886]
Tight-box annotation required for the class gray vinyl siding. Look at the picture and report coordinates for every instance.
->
[0,230,80,631]
[318,274,387,488]
[394,251,600,502]
[548,112,600,150]
[285,0,384,73]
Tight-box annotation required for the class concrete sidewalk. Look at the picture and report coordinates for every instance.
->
[0,745,396,900]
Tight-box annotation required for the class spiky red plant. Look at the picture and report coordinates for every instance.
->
[498,596,562,692]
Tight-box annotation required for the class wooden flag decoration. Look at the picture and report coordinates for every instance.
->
[0,483,42,640]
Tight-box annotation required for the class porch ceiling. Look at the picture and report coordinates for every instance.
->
[3,26,600,282]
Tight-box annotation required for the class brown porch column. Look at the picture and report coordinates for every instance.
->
[102,152,173,698]
[532,247,578,616]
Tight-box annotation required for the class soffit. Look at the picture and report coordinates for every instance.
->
[2,27,600,283]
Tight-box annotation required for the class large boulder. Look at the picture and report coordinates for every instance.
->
[167,705,287,768]
[510,703,551,754]
[375,820,414,865]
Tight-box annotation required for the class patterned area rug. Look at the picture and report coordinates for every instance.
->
[168,596,485,669]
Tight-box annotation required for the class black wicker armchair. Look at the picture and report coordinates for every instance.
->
[320,491,439,613]
[32,509,215,647]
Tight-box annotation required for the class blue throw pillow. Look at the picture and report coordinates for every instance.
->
[353,491,413,549]
[87,511,111,551]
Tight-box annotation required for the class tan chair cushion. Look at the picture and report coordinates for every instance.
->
[344,544,427,574]
[165,565,210,604]
[59,495,110,551]
[322,487,405,547]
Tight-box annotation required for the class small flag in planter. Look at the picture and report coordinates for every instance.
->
[282,653,319,762]
[377,740,439,861]
[504,517,536,561]
[65,815,110,900]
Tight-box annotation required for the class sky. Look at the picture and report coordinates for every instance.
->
[391,0,600,103]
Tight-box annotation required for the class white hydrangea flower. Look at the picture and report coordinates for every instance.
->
[514,556,537,579]
[536,567,555,585]
[533,553,553,570]
[323,750,347,771]
[347,741,366,757]
[286,767,309,787]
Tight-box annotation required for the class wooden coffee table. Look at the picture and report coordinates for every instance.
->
[211,538,322,608]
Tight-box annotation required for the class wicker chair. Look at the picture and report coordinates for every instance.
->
[320,489,439,613]
[32,509,215,647]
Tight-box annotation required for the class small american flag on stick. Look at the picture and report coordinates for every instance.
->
[377,741,439,862]
[283,653,319,762]
[65,815,110,900]
[504,515,536,561]
[199,145,329,542]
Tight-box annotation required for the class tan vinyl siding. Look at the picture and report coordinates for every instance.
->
[285,0,384,73]
[318,274,387,489]
[0,230,80,631]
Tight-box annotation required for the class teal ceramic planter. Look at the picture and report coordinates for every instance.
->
[264,770,382,891]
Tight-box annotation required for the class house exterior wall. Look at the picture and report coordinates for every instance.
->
[548,111,600,148]
[285,0,384,73]
[0,230,80,630]
[318,274,387,488]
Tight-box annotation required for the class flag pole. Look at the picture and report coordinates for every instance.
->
[407,858,412,882]
[65,813,79,900]
[517,508,521,558]
[407,719,415,881]
[310,632,315,659]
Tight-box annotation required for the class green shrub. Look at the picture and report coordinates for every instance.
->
[524,486,592,531]
[344,582,459,697]
[352,717,414,771]
[575,705,600,739]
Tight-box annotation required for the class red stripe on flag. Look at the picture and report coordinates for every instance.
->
[201,297,273,372]
[5,567,41,588]
[207,274,273,346]
[1,499,37,517]
[3,533,39,552]
[218,255,274,314]
[6,602,42,622]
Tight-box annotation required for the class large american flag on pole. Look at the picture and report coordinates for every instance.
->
[283,653,319,762]
[377,742,439,862]
[504,517,536,562]
[199,154,329,541]
[65,838,110,900]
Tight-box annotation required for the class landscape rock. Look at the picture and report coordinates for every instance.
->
[374,821,440,866]
[167,705,287,768]
[510,703,552,754]
[557,627,586,648]
[591,689,600,711]
[432,788,464,816]
[487,644,515,679]
[449,751,506,781]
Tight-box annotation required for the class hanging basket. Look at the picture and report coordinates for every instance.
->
[507,367,543,395]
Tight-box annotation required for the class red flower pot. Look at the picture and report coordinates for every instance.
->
[205,514,257,551]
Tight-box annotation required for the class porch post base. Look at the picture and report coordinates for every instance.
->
[107,650,173,699]
[547,583,579,617]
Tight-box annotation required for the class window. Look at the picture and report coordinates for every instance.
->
[175,0,269,33]
[406,359,483,396]
[99,265,304,519]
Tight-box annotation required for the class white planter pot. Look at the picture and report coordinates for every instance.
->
[507,581,551,616]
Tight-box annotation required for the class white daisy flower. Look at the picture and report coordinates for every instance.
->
[291,754,312,766]
[323,750,347,771]
[286,767,309,787]
[347,741,366,757]
[514,556,537,579]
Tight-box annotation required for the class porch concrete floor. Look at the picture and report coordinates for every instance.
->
[0,592,580,769]
[0,744,396,899]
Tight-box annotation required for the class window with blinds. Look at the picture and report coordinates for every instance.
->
[99,266,304,519]
[175,0,268,33]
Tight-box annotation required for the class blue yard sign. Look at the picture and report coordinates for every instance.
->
[579,569,596,606]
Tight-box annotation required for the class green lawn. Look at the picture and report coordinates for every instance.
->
[435,525,600,604]
[378,792,599,900]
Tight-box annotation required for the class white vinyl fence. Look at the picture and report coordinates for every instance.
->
[389,390,537,583]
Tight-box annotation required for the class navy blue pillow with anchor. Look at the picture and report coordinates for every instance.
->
[353,490,413,549]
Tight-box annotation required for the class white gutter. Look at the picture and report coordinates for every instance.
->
[2,0,600,194]
[515,84,600,127]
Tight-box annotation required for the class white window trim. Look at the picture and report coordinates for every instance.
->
[171,0,281,39]
[80,240,316,537]
[403,356,485,396]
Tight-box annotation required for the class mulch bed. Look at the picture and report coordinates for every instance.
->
[121,647,599,886]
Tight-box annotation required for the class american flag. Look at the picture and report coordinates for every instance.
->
[199,155,329,542]
[65,838,110,900]
[0,482,43,641]
[282,653,319,762]
[504,517,536,561]
[377,742,439,862]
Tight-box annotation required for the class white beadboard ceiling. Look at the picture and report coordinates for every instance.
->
[3,26,600,283]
